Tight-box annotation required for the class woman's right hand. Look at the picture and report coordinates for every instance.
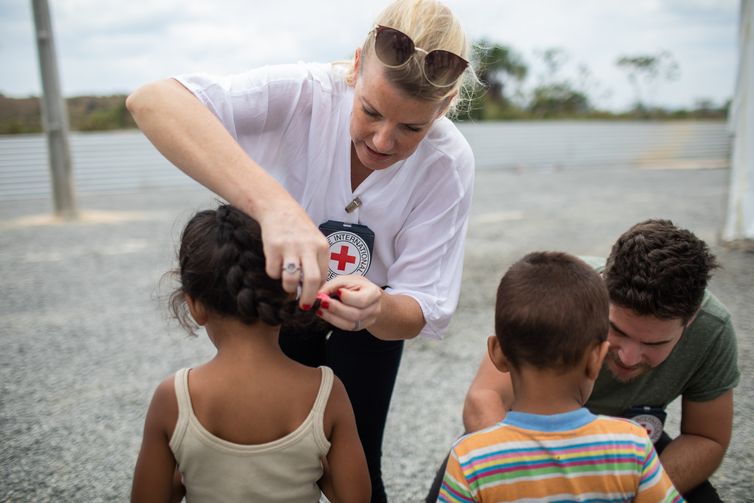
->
[127,79,328,308]
[257,198,329,308]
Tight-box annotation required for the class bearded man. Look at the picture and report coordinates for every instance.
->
[431,219,739,503]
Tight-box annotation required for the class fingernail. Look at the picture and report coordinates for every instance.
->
[316,309,323,316]
[301,304,311,311]
[316,293,330,308]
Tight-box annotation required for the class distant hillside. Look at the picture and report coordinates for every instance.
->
[0,91,727,135]
[0,94,136,134]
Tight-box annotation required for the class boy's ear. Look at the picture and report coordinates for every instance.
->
[586,340,610,380]
[487,335,510,373]
[185,295,208,326]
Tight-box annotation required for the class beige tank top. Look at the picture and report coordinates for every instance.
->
[169,366,333,502]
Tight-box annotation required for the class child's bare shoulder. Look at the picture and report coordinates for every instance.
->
[149,373,178,407]
[322,370,353,427]
[143,372,181,436]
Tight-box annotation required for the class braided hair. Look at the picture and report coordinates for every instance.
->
[169,204,310,334]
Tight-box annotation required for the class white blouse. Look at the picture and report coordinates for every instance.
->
[175,62,475,339]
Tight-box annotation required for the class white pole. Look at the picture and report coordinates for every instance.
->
[723,0,754,242]
[31,0,77,219]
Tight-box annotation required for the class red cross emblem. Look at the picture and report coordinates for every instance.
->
[324,229,371,279]
[330,245,357,271]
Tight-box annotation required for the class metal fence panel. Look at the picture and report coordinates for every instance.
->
[0,121,731,201]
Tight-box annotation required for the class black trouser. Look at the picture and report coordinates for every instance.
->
[280,322,404,503]
[425,431,723,502]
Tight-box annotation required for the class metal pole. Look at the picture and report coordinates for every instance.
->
[31,0,77,219]
[723,0,754,242]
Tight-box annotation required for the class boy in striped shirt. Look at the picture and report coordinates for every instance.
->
[439,252,682,502]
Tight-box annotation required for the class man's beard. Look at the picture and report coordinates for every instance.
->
[605,350,652,383]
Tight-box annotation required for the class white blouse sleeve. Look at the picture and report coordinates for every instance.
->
[173,63,327,168]
[386,138,475,340]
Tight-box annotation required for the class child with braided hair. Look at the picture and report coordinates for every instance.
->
[131,204,370,502]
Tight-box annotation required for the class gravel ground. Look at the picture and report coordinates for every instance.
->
[1,163,752,502]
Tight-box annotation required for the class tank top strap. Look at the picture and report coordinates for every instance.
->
[174,367,193,411]
[310,366,334,451]
[169,368,192,449]
[313,366,334,413]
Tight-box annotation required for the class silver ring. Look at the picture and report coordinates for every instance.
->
[282,262,301,275]
[353,319,361,331]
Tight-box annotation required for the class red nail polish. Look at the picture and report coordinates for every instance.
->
[321,300,330,309]
[316,309,324,316]
[301,304,311,311]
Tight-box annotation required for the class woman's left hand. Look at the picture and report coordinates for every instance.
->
[315,275,382,332]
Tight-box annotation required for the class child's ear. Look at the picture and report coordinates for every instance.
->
[185,295,208,326]
[586,340,610,380]
[487,335,510,373]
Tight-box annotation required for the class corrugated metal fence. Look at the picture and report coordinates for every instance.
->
[463,121,731,170]
[0,121,731,201]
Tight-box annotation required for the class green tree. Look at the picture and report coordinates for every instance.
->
[468,40,528,119]
[616,50,680,114]
[528,84,589,118]
[527,48,592,118]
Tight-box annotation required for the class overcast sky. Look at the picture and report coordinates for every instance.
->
[0,0,741,111]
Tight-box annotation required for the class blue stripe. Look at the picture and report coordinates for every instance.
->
[460,439,646,466]
[467,454,645,477]
[503,408,596,431]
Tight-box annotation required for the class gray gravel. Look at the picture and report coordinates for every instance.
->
[1,163,752,502]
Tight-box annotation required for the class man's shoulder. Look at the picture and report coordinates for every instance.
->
[697,290,732,323]
[687,290,734,341]
[671,288,739,400]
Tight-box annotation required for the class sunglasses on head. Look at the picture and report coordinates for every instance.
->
[372,25,469,88]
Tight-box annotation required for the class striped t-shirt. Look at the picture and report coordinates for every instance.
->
[439,408,683,502]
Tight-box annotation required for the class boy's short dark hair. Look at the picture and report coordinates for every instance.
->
[605,219,718,323]
[495,251,609,372]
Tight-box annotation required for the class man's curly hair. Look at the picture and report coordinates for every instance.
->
[604,219,718,323]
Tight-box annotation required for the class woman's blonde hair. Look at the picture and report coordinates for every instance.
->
[342,0,478,118]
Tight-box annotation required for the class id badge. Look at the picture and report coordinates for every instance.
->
[623,406,667,444]
[319,220,375,280]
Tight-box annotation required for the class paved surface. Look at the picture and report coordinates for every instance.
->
[1,162,752,501]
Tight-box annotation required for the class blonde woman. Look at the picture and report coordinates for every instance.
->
[127,1,475,499]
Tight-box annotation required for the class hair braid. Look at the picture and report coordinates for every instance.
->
[214,205,296,326]
[170,204,308,334]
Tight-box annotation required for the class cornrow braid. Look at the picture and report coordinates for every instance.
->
[169,204,308,334]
